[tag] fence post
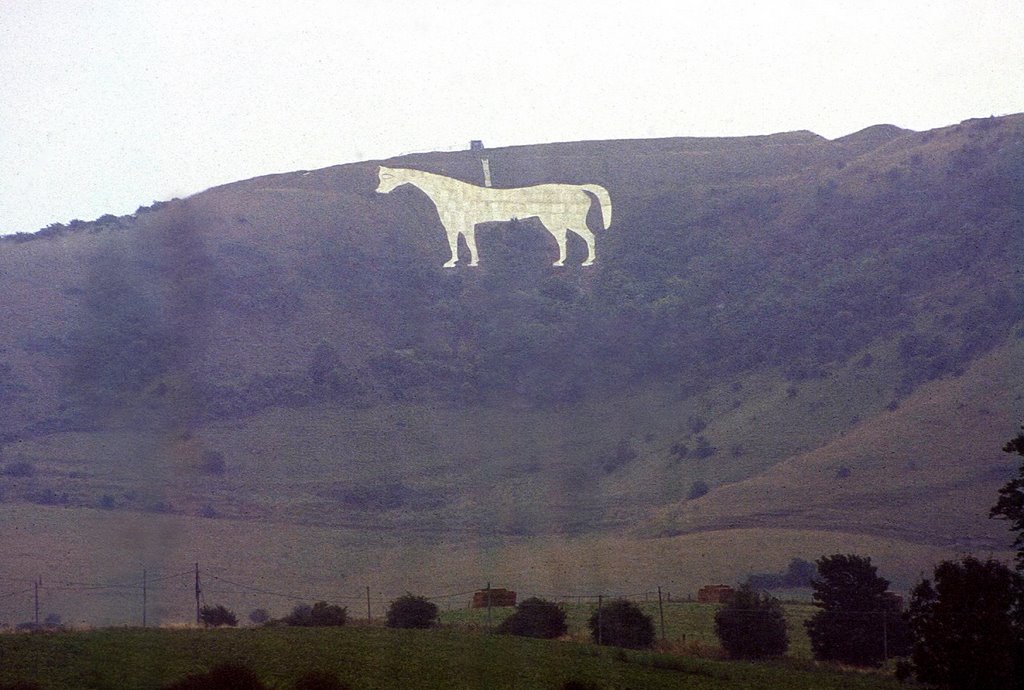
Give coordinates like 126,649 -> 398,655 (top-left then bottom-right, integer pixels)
486,582 -> 492,630
657,586 -> 666,641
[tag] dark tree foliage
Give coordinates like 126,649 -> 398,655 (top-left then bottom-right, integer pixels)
198,604 -> 238,628
992,427 -> 1024,571
587,599 -> 655,650
163,663 -> 265,690
805,554 -> 909,666
283,601 -> 347,627
714,583 -> 789,659
496,597 -> 568,639
386,593 -> 438,629
907,557 -> 1023,690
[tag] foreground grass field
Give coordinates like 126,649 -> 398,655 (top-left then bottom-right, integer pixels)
0,626 -> 906,690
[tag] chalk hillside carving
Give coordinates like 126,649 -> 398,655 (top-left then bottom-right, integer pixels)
375,165 -> 612,267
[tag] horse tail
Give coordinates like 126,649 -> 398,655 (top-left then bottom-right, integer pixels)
580,184 -> 612,229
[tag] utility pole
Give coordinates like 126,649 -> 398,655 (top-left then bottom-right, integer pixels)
486,582 -> 492,630
657,586 -> 666,641
882,610 -> 888,662
142,569 -> 147,628
34,577 -> 40,627
194,563 -> 201,626
366,586 -> 371,622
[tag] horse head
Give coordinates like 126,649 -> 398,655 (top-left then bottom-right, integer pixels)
375,166 -> 403,194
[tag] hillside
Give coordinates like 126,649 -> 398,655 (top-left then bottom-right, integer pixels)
0,115 -> 1022,624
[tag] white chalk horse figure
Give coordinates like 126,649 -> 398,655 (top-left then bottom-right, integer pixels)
375,165 -> 612,268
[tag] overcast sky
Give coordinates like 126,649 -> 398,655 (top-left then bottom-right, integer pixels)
2,0 -> 1022,235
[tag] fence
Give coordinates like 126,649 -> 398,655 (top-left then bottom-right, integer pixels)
0,565 -> 903,661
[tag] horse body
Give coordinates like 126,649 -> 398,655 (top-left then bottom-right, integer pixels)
375,166 -> 611,267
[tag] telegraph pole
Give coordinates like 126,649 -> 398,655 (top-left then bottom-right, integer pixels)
486,582 -> 492,630
657,586 -> 666,641
142,569 -> 147,628
194,563 -> 201,626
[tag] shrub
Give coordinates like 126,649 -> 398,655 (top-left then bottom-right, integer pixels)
163,663 -> 265,690
496,597 -> 567,639
283,601 -> 347,627
587,599 -> 655,649
199,604 -> 238,628
248,608 -> 270,625
714,583 -> 788,659
386,593 -> 438,629
687,480 -> 710,500
692,436 -> 717,459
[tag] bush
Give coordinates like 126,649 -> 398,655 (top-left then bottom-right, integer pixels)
163,663 -> 265,690
386,593 -> 438,629
199,604 -> 238,628
587,599 -> 655,649
248,608 -> 270,625
283,601 -> 347,627
714,583 -> 788,659
906,557 -> 1022,689
496,597 -> 567,639
687,480 -> 710,500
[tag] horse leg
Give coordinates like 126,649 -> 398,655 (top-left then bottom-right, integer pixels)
547,224 -> 568,267
463,224 -> 480,266
442,223 -> 459,268
571,225 -> 596,266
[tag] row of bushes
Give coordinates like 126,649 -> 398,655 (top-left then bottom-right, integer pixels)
200,594 -> 442,631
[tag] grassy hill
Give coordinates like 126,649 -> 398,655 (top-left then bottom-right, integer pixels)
0,114 -> 1022,627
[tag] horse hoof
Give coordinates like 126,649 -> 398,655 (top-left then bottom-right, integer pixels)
443,262 -> 457,268
552,261 -> 565,267
582,260 -> 594,266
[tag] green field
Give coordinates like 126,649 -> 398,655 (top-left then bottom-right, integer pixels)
0,625 -> 905,690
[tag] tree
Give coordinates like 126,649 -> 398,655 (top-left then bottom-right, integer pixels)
906,557 -> 1022,689
496,597 -> 567,639
198,604 -> 238,628
804,554 -> 908,666
714,583 -> 788,659
248,608 -> 269,625
283,601 -> 347,627
991,427 -> 1024,571
587,599 -> 655,649
386,593 -> 438,629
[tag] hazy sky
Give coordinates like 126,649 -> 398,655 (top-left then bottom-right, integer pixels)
2,0 -> 1023,235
